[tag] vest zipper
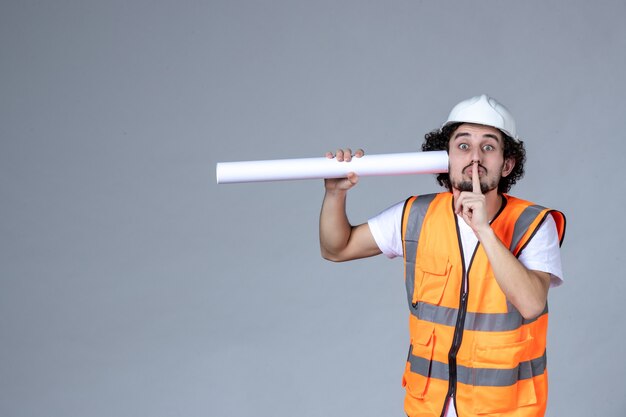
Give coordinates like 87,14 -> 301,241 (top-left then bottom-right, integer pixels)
440,214 -> 478,417
442,290 -> 469,416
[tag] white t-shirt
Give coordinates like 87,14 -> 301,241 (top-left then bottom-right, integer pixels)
368,199 -> 563,417
367,200 -> 564,286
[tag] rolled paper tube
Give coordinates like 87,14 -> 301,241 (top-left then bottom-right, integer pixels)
216,150 -> 448,184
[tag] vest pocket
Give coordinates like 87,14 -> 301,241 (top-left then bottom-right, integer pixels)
414,256 -> 452,305
471,338 -> 537,414
402,321 -> 435,399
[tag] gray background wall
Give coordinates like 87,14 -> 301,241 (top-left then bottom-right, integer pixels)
2,1 -> 624,416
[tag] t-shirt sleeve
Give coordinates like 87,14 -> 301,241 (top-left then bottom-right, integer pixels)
367,201 -> 405,259
517,213 -> 564,288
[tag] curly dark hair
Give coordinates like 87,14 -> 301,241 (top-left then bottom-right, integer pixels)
421,123 -> 526,193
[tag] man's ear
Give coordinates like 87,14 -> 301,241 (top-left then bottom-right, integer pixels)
502,158 -> 515,177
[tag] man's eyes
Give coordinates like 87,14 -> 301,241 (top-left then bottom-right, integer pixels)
458,144 -> 496,151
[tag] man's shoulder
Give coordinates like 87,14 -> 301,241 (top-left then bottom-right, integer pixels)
503,194 -> 564,217
407,191 -> 452,203
502,194 -> 566,245
402,192 -> 451,215
402,192 -> 454,226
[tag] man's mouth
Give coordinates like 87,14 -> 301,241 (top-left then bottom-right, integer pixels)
464,164 -> 486,177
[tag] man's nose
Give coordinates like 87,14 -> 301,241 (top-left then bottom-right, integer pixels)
470,148 -> 482,162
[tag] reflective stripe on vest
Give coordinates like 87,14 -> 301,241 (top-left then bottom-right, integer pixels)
403,194 -> 436,312
509,204 -> 547,252
408,349 -> 547,387
411,300 -> 547,331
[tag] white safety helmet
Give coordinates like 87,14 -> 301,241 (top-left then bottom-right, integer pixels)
443,94 -> 517,139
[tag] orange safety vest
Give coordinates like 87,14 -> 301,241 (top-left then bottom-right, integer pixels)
401,193 -> 566,417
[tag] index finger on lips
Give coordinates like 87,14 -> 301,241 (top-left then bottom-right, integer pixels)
472,161 -> 481,194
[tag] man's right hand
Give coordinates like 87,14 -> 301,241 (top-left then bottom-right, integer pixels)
324,148 -> 364,191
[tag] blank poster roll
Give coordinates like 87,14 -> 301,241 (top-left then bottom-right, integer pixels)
216,150 -> 448,184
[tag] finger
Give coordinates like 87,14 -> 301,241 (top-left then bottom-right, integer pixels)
335,149 -> 344,161
454,192 -> 465,214
463,205 -> 471,219
344,148 -> 353,162
462,210 -> 472,227
472,161 -> 481,194
346,172 -> 359,185
325,151 -> 334,159
354,148 -> 365,158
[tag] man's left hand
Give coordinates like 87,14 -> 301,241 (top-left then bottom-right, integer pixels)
455,161 -> 490,235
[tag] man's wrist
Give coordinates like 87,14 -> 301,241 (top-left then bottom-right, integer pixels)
475,224 -> 496,242
324,187 -> 348,198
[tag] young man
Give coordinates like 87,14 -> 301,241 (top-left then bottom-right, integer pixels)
319,95 -> 566,417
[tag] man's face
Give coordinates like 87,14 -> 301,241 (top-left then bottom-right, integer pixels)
447,123 -> 514,194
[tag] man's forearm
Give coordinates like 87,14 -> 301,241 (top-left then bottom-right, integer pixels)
319,189 -> 353,259
477,227 -> 550,319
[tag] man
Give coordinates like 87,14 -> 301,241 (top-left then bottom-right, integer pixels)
319,95 -> 566,417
